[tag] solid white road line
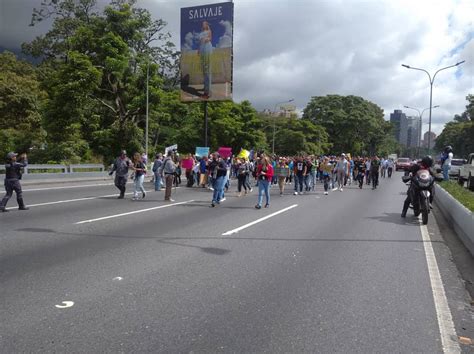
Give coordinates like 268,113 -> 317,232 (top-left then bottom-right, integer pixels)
75,200 -> 195,224
5,193 -> 133,210
420,222 -> 460,353
222,204 -> 298,236
23,182 -> 118,192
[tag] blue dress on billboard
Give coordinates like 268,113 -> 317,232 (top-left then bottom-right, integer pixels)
199,30 -> 212,97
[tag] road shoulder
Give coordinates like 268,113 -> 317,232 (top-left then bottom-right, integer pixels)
430,205 -> 474,351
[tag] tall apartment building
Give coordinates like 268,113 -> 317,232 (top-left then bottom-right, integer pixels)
390,109 -> 420,147
389,109 -> 405,143
403,116 -> 421,148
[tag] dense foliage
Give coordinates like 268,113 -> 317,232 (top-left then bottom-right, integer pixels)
302,95 -> 397,156
435,95 -> 474,159
4,0 -> 467,164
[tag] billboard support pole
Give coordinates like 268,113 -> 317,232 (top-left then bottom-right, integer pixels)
204,101 -> 208,148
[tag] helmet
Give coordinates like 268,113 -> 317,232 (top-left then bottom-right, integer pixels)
120,150 -> 127,156
421,155 -> 433,168
445,145 -> 453,153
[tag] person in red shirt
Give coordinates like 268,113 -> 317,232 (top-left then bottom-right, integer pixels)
255,155 -> 274,209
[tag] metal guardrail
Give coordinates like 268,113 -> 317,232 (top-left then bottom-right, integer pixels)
70,164 -> 104,172
0,164 -> 104,174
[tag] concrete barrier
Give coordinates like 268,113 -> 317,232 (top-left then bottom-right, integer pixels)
435,184 -> 474,256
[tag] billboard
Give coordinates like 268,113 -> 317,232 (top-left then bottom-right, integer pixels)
180,2 -> 234,102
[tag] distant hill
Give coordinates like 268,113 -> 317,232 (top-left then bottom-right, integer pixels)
0,46 -> 42,65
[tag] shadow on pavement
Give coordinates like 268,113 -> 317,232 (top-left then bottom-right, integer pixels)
366,212 -> 421,226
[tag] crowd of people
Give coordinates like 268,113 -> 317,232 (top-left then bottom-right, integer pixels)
108,150 -> 397,209
0,146 -> 456,213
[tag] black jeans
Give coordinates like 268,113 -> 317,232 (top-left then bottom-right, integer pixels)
323,175 -> 330,192
114,175 -> 128,197
371,171 -> 379,189
237,174 -> 248,192
0,179 -> 24,208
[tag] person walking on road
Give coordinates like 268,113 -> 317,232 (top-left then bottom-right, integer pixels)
294,156 -> 306,195
365,157 -> 371,185
320,157 -> 332,195
161,151 -> 177,201
211,154 -> 228,207
335,153 -> 349,192
387,158 -> 394,178
109,150 -> 132,199
380,158 -> 387,178
255,155 -> 274,209
370,156 -> 381,190
354,157 -> 366,189
132,152 -> 147,200
0,152 -> 29,212
276,158 -> 290,196
236,158 -> 250,197
152,153 -> 163,191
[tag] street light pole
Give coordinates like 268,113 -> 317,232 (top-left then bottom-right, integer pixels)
404,105 -> 439,157
401,60 -> 465,152
272,98 -> 294,154
145,62 -> 149,160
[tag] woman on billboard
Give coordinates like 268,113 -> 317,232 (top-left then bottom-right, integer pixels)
198,21 -> 212,99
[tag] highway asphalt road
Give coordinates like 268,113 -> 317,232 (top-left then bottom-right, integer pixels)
1,173 -> 473,353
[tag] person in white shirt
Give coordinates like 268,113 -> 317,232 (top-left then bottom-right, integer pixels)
335,153 -> 349,191
442,146 -> 454,181
380,158 -> 388,178
387,159 -> 394,178
365,158 -> 371,185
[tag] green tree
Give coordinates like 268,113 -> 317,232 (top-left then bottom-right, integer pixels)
42,51 -> 102,162
24,0 -> 179,162
207,100 -> 268,153
435,95 -> 474,159
0,52 -> 47,159
266,117 -> 329,156
303,95 -> 390,155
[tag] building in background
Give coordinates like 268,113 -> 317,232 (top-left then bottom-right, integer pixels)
422,131 -> 437,149
390,109 -> 405,143
390,109 -> 421,148
261,105 -> 298,118
403,116 -> 421,148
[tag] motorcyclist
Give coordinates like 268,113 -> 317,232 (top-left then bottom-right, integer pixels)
401,155 -> 434,218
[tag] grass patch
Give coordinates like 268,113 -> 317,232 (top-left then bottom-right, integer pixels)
439,181 -> 474,212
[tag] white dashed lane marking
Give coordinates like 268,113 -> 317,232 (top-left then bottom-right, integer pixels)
74,200 -> 195,224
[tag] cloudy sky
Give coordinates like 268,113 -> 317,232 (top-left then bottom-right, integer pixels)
1,0 -> 473,135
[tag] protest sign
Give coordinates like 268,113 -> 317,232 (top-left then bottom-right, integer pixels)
195,146 -> 210,157
218,147 -> 232,158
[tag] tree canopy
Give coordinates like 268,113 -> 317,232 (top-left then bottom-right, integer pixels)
435,94 -> 474,159
302,95 -> 394,156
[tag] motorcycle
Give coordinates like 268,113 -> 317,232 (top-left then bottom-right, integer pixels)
401,169 -> 436,225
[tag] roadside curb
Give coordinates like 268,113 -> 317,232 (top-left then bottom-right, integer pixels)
434,184 -> 474,256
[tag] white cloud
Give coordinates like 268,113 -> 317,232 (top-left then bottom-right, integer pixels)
216,20 -> 232,48
182,31 -> 195,52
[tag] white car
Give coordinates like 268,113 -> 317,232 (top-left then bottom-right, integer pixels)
457,153 -> 474,191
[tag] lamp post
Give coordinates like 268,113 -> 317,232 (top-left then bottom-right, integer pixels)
145,61 -> 149,160
272,98 -> 294,154
401,60 -> 465,152
403,105 -> 439,157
